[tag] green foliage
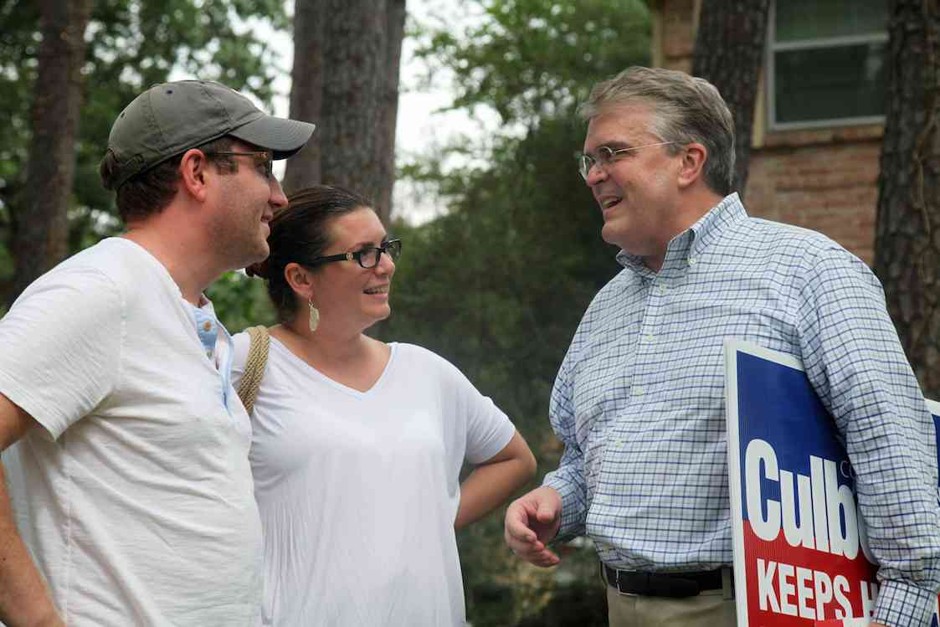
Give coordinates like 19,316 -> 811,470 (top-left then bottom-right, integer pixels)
0,0 -> 288,295
416,0 -> 650,127
387,2 -> 650,622
206,271 -> 276,334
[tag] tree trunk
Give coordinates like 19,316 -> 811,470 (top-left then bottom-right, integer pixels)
283,0 -> 324,196
286,0 -> 405,220
8,0 -> 91,306
317,0 -> 388,208
374,0 -> 406,224
874,0 -> 940,398
691,0 -> 770,196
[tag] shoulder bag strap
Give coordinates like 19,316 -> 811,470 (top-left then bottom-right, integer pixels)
236,325 -> 270,415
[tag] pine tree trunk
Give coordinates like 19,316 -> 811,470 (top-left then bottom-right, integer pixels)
318,0 -> 388,206
374,0 -> 406,224
283,0 -> 324,195
286,0 -> 405,219
8,0 -> 91,306
874,0 -> 940,398
691,0 -> 770,196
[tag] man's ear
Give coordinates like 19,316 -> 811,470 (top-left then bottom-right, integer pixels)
178,148 -> 211,202
677,143 -> 708,189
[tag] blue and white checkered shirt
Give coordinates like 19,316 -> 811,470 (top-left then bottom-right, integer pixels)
543,193 -> 940,625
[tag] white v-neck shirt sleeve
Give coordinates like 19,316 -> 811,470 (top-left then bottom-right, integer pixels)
232,336 -> 515,626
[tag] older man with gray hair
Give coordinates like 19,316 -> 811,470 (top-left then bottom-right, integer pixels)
504,66 -> 940,627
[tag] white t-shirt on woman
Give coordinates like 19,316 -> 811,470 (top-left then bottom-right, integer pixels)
231,337 -> 516,627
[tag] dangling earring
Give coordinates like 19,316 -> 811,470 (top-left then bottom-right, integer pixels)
308,299 -> 320,332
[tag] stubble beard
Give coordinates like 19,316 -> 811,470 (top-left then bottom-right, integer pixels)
211,202 -> 270,272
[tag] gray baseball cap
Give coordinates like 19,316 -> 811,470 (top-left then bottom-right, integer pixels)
104,80 -> 315,189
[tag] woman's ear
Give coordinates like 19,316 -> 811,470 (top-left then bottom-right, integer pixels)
283,262 -> 315,300
677,142 -> 708,189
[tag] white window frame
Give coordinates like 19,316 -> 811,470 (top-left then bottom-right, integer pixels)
766,0 -> 888,131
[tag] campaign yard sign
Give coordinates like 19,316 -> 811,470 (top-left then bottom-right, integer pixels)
725,340 -> 940,626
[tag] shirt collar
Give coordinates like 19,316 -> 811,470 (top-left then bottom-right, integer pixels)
616,192 -> 746,277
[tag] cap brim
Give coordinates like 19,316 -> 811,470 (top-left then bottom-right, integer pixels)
229,115 -> 316,160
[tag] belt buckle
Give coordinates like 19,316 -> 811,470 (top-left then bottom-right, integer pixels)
604,565 -> 641,597
615,570 -> 635,596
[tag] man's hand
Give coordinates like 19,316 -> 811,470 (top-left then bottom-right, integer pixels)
503,486 -> 562,567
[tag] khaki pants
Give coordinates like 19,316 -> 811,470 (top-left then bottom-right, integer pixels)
603,569 -> 737,627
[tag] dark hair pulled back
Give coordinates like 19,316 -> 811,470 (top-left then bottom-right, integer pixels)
246,184 -> 372,322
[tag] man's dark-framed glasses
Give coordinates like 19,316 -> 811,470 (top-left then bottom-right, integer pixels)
304,239 -> 402,269
203,150 -> 274,178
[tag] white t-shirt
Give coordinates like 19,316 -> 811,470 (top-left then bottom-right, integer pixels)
231,337 -> 515,627
0,238 -> 262,626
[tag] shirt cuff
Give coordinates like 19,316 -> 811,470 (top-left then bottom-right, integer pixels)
873,579 -> 937,626
542,471 -> 585,541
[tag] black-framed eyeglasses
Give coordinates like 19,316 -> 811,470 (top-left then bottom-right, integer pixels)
576,141 -> 675,180
203,150 -> 274,179
303,238 -> 402,269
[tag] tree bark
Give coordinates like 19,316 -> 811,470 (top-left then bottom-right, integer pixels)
317,0 -> 387,208
374,0 -> 406,224
691,0 -> 771,196
9,0 -> 91,306
283,0 -> 324,195
286,0 -> 405,222
874,0 -> 940,398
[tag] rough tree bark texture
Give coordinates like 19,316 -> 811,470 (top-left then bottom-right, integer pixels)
691,0 -> 770,196
286,0 -> 405,224
374,0 -> 406,224
283,0 -> 324,196
9,0 -> 91,306
875,0 -> 940,397
318,0 -> 387,213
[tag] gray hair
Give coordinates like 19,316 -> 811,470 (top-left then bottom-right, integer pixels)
579,66 -> 735,195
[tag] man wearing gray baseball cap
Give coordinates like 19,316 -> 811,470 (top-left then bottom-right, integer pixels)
0,80 -> 315,625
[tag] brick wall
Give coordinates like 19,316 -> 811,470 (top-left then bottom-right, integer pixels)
650,0 -> 881,265
747,141 -> 880,264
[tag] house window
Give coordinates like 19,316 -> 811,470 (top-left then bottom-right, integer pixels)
768,0 -> 888,129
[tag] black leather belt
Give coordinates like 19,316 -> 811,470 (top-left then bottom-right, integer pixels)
601,564 -> 728,598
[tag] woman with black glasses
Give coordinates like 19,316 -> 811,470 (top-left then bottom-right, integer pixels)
232,184 -> 536,627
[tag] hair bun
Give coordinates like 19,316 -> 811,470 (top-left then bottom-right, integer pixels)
244,258 -> 270,279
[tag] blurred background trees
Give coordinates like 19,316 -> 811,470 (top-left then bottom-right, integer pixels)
0,0 -> 287,307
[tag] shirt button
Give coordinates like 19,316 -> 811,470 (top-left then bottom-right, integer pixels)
644,333 -> 654,342
688,257 -> 697,266
634,386 -> 644,396
202,321 -> 212,332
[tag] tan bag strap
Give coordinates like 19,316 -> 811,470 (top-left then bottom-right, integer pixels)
236,325 -> 270,415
